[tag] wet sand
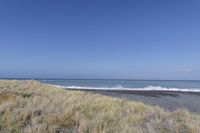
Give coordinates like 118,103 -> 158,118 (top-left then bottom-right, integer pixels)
67,89 -> 200,113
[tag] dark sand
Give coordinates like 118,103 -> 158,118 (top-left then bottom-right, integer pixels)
67,89 -> 200,113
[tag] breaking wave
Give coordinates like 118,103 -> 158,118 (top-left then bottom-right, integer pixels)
49,84 -> 200,93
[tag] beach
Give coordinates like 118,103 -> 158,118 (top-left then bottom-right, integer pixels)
0,80 -> 200,133
85,90 -> 200,112
43,79 -> 200,112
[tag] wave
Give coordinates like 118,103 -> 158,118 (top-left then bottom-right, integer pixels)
41,80 -> 55,82
48,84 -> 200,93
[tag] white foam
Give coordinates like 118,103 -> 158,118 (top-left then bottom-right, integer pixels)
48,84 -> 200,93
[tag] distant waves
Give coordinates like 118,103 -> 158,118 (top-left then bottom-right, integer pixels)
49,84 -> 200,93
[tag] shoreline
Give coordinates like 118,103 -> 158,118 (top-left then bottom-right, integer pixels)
65,89 -> 200,113
65,89 -> 200,97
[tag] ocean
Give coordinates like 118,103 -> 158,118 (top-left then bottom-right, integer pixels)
41,79 -> 200,92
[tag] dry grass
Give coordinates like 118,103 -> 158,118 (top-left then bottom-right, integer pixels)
0,80 -> 200,133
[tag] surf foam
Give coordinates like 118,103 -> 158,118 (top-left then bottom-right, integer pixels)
48,84 -> 200,93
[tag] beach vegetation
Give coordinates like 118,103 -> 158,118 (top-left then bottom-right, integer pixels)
0,80 -> 200,133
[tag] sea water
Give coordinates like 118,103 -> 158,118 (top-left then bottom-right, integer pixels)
41,79 -> 200,92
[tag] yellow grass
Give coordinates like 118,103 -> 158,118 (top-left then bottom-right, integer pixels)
0,80 -> 200,133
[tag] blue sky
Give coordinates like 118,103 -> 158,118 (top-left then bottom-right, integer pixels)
0,0 -> 200,80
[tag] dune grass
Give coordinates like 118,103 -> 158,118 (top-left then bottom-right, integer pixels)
0,80 -> 200,133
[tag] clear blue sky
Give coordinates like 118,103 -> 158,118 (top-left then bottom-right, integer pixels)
0,0 -> 200,80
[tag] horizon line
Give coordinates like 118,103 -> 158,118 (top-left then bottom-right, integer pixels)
0,77 -> 200,82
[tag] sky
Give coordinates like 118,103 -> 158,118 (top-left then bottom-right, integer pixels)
0,0 -> 200,80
